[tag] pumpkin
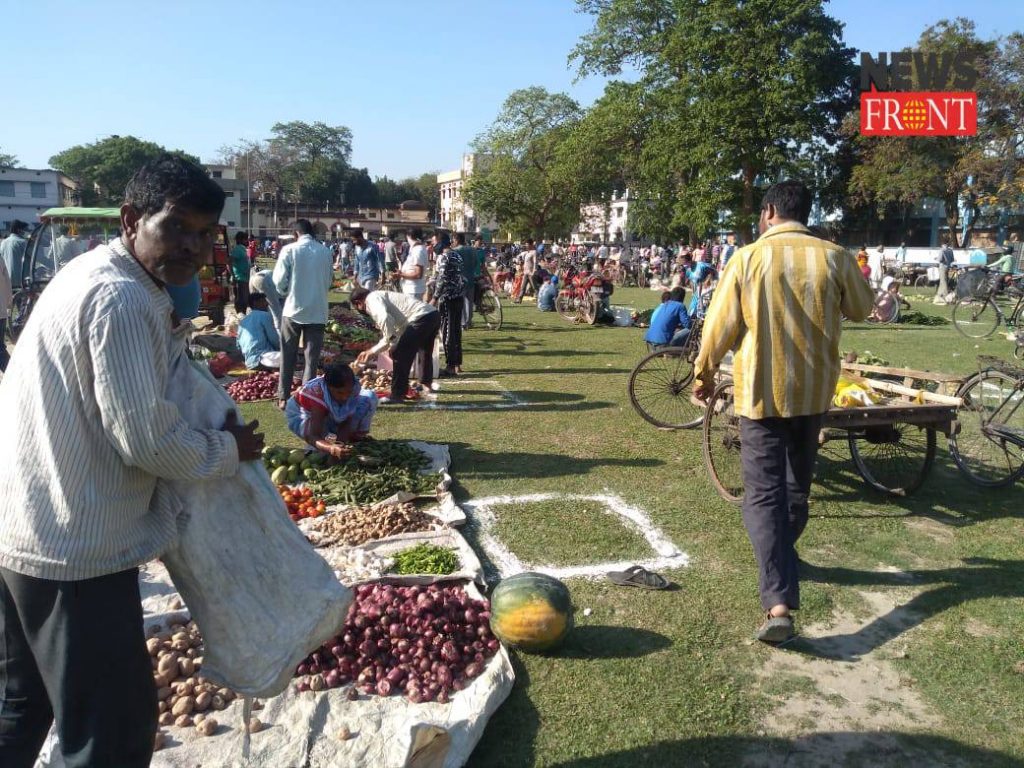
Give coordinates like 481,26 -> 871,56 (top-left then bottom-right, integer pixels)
489,572 -> 573,653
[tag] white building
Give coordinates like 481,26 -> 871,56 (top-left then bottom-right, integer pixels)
204,164 -> 245,233
0,168 -> 79,234
437,154 -> 495,234
572,189 -> 634,244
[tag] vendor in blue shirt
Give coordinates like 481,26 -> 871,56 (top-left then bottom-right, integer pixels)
644,287 -> 691,349
537,275 -> 557,311
238,292 -> 281,369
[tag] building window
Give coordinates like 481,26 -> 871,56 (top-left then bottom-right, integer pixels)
31,183 -> 46,198
212,170 -> 222,178
0,181 -> 13,197
224,191 -> 235,197
387,212 -> 395,219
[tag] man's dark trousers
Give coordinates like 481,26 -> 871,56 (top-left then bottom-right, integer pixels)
279,318 -> 325,400
390,310 -> 441,401
739,414 -> 824,612
0,567 -> 157,767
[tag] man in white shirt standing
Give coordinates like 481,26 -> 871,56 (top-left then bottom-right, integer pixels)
514,238 -> 537,303
351,286 -> 440,403
0,155 -> 264,767
397,227 -> 429,300
273,219 -> 334,408
868,245 -> 885,290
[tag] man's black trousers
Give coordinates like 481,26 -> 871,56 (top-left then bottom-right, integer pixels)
390,310 -> 441,401
0,567 -> 156,767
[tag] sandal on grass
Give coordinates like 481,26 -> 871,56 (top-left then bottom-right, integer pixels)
606,565 -> 670,590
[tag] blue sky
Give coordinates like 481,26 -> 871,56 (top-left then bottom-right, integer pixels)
6,0 -> 1020,178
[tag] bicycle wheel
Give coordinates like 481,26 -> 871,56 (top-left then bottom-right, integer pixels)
950,370 -> 1024,487
477,290 -> 503,331
952,297 -> 1000,339
627,347 -> 704,429
848,423 -> 936,496
7,289 -> 36,342
555,293 -> 576,322
914,275 -> 930,288
581,293 -> 598,325
702,380 -> 744,503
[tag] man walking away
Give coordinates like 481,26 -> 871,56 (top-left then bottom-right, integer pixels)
0,220 -> 28,290
429,233 -> 465,376
352,230 -> 381,290
351,287 -> 440,403
694,180 -> 873,644
273,219 -> 334,408
720,232 -> 737,271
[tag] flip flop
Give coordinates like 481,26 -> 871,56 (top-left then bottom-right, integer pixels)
606,565 -> 670,590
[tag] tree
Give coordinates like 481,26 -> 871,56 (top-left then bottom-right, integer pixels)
572,0 -> 856,240
0,149 -> 18,168
465,87 -> 585,238
847,19 -> 997,246
411,173 -> 441,220
49,136 -> 200,205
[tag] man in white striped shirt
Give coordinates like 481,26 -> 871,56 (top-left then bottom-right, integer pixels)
0,155 -> 264,767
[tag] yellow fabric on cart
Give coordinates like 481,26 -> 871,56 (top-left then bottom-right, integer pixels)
833,376 -> 882,408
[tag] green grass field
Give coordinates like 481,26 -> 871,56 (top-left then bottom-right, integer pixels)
241,286 -> 1024,767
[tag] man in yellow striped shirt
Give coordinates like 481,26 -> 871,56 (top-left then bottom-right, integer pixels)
694,180 -> 873,644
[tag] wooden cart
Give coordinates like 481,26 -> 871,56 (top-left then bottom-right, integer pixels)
702,368 -> 961,503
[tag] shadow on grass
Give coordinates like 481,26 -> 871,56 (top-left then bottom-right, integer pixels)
557,625 -> 672,659
794,556 -> 1024,661
809,448 -> 1020,527
486,367 -> 632,375
447,444 -> 664,479
533,733 -> 1024,768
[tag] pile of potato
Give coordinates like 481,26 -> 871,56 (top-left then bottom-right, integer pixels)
147,619 -> 237,744
305,502 -> 438,547
359,368 -> 393,391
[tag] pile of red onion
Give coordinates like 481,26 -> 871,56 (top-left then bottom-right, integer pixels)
226,372 -> 300,402
294,583 -> 499,703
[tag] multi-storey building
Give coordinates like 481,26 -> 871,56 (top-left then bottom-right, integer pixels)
0,168 -> 79,234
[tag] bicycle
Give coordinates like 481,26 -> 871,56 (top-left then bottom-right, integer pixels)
626,292 -> 713,430
949,355 -> 1024,487
951,268 -> 1024,339
472,279 -> 503,330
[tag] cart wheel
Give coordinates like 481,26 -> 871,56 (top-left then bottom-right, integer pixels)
848,422 -> 936,496
949,370 -> 1024,487
702,380 -> 744,503
627,347 -> 704,429
477,290 -> 503,331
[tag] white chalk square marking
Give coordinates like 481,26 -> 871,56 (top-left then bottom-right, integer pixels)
462,492 -> 689,579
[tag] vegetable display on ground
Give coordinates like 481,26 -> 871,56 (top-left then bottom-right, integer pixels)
277,485 -> 327,520
391,543 -> 460,575
227,372 -> 301,403
263,446 -> 329,485
304,503 -> 440,547
304,464 -> 437,506
488,572 -> 574,653
146,619 -> 238,742
293,583 -> 499,703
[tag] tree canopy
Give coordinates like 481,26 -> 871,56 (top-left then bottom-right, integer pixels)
0,149 -> 18,168
48,136 -> 200,205
570,0 -> 856,242
465,87 -> 586,239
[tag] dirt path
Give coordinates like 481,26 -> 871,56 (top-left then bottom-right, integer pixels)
743,586 -> 966,767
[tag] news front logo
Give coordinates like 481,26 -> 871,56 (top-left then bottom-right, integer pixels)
859,52 -> 978,137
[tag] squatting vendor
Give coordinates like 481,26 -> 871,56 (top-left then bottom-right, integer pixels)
284,363 -> 378,458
